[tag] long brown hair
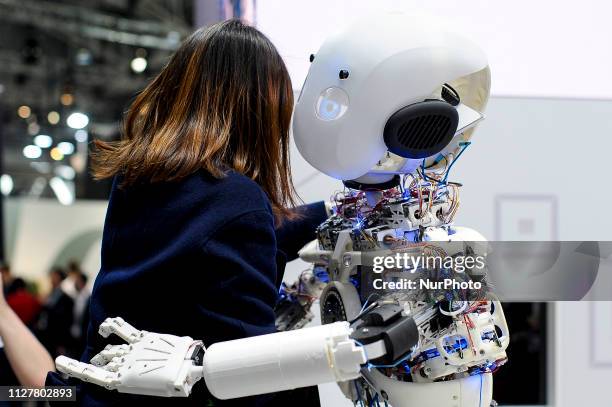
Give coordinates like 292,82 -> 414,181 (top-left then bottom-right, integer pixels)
92,20 -> 298,221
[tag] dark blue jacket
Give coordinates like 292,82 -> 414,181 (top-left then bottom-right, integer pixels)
47,170 -> 327,406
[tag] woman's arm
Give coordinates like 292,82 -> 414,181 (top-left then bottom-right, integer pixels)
275,201 -> 329,263
0,278 -> 54,387
199,209 -> 280,342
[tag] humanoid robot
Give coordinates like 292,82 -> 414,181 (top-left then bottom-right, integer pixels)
56,13 -> 509,407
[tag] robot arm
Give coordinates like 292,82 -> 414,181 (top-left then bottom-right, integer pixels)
55,309 -> 423,400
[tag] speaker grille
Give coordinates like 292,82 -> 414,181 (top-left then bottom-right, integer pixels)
384,101 -> 459,159
396,114 -> 453,151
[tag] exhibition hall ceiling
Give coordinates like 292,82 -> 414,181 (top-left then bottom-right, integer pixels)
0,0 -> 193,200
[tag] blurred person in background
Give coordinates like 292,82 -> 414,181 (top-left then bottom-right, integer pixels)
0,262 -> 15,297
36,267 -> 74,357
0,267 -> 54,388
4,278 -> 41,327
70,272 -> 90,356
62,260 -> 84,300
0,262 -> 42,327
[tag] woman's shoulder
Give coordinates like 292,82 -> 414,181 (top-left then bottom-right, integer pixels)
186,171 -> 275,245
190,170 -> 273,215
107,170 -> 273,233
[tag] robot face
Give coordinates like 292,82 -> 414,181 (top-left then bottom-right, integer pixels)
293,13 -> 491,183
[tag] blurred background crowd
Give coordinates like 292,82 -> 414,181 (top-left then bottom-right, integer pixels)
1,261 -> 89,380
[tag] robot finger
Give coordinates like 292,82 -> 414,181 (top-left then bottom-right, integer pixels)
98,317 -> 143,343
56,356 -> 121,389
91,344 -> 130,366
104,359 -> 122,372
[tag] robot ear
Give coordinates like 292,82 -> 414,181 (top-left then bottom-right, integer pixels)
383,100 -> 459,159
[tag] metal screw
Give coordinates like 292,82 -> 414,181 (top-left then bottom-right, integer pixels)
339,69 -> 349,79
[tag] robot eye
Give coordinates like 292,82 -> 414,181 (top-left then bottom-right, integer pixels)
316,87 -> 349,121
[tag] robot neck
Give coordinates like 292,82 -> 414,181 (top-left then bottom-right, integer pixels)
342,174 -> 401,192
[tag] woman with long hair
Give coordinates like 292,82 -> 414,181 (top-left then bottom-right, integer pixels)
46,19 -> 327,406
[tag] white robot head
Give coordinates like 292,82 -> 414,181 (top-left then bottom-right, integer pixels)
293,13 -> 490,187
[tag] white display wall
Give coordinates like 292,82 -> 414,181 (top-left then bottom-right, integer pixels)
257,0 -> 612,100
284,95 -> 612,406
4,198 -> 106,290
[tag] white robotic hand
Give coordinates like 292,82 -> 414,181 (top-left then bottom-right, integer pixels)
56,318 -> 366,400
56,317 -> 204,397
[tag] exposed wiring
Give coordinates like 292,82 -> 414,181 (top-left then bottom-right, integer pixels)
354,380 -> 365,407
355,340 -> 418,386
367,351 -> 413,369
464,314 -> 477,355
442,141 -> 471,184
440,300 -> 467,316
350,301 -> 379,324
359,293 -> 379,313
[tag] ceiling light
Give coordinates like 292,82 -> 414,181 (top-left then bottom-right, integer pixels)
67,112 -> 89,129
47,111 -> 60,125
34,134 -> 53,148
0,174 -> 13,196
23,144 -> 42,159
50,147 -> 64,161
74,129 -> 88,143
18,105 -> 31,119
57,142 -> 75,155
130,57 -> 147,73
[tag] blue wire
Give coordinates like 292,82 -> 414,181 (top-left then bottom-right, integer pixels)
367,351 -> 413,369
356,337 -> 413,404
359,293 -> 378,314
420,159 -> 439,184
353,341 -> 382,407
354,380 -> 364,407
442,141 -> 471,183
370,393 -> 380,407
420,141 -> 472,185
357,329 -> 415,370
